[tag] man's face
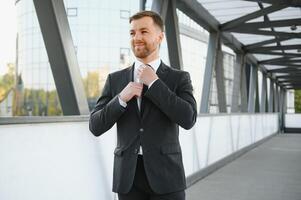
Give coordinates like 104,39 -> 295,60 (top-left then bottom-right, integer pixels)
130,16 -> 163,59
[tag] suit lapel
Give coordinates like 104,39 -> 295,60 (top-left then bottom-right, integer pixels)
141,62 -> 169,120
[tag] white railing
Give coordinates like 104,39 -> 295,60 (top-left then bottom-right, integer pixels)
285,114 -> 301,128
0,113 -> 279,200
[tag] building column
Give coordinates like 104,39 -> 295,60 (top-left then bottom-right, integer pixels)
248,64 -> 257,113
200,32 -> 220,113
33,0 -> 89,115
255,69 -> 260,113
152,0 -> 183,70
231,54 -> 244,112
240,62 -> 249,112
215,47 -> 227,112
268,79 -> 274,112
140,0 -> 146,10
260,74 -> 268,112
274,85 -> 280,112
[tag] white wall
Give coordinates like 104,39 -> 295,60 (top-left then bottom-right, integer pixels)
285,114 -> 301,128
0,113 -> 279,200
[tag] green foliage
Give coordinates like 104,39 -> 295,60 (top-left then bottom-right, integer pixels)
1,63 -> 108,116
20,88 -> 62,116
0,63 -> 15,102
295,90 -> 301,113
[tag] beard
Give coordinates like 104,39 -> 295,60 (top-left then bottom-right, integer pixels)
132,41 -> 157,59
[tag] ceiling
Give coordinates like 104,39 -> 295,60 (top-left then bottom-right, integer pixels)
196,0 -> 301,90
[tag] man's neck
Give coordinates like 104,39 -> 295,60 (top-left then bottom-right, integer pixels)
137,57 -> 159,64
137,50 -> 160,64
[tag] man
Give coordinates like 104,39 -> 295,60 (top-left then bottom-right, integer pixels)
89,10 -> 197,200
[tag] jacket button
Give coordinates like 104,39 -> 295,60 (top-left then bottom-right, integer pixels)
139,128 -> 144,132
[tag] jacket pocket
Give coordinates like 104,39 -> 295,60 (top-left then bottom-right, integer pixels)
160,143 -> 181,154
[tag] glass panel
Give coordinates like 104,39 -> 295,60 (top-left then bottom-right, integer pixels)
12,0 -> 62,116
65,0 -> 140,110
177,9 -> 209,113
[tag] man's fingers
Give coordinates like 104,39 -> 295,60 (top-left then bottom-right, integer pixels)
130,82 -> 143,88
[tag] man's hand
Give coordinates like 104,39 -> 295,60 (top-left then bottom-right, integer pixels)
137,65 -> 158,86
119,82 -> 143,102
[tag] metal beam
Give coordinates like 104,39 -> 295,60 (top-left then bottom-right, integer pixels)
200,32 -> 220,113
260,74 -> 268,112
231,54 -> 244,112
279,88 -> 285,131
176,0 -> 219,32
215,48 -> 227,112
240,60 -> 249,112
274,85 -> 279,112
255,69 -> 260,113
151,0 -> 169,21
165,0 -> 183,70
244,37 -> 291,51
243,0 -> 301,7
176,0 -> 271,78
140,0 -> 146,11
259,57 -> 298,64
257,2 -> 285,58
265,64 -> 301,67
233,18 -> 301,30
221,4 -> 287,31
260,60 -> 301,65
250,52 -> 301,57
249,44 -> 301,52
33,0 -> 89,115
265,61 -> 301,66
283,89 -> 287,114
268,68 -> 301,73
277,78 -> 301,82
268,79 -> 274,112
286,86 -> 301,89
248,64 -> 257,112
152,0 -> 183,70
276,75 -> 301,79
233,29 -> 301,38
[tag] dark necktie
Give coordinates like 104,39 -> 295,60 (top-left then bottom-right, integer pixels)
140,84 -> 148,115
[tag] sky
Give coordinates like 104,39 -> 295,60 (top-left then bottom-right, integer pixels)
0,1 -> 17,75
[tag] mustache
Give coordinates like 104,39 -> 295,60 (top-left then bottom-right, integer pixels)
133,40 -> 146,45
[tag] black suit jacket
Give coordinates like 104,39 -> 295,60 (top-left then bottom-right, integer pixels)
89,62 -> 197,194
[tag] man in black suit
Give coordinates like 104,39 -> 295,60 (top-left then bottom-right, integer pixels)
89,10 -> 197,200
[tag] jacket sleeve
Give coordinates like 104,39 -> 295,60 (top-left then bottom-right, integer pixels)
89,74 -> 126,136
144,71 -> 197,130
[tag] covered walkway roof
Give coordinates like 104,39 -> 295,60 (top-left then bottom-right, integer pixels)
179,0 -> 301,90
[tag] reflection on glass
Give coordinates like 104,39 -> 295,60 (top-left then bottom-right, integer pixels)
7,0 -> 140,116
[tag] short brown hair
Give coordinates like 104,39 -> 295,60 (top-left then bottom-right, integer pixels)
129,11 -> 164,32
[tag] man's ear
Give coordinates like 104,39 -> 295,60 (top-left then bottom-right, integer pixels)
158,32 -> 164,44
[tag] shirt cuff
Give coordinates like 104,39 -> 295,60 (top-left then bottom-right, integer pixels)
148,78 -> 159,88
118,95 -> 127,108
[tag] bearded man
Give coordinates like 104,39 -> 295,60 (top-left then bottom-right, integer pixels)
89,10 -> 197,200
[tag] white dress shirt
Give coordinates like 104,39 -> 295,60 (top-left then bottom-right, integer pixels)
118,58 -> 161,155
118,58 -> 161,108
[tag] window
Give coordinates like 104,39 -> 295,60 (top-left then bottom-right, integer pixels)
67,8 -> 78,17
120,10 -> 130,19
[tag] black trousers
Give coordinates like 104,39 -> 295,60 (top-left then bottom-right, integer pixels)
118,155 -> 185,200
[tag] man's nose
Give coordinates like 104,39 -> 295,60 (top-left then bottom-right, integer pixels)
133,32 -> 142,40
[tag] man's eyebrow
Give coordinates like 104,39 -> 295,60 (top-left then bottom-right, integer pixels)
130,27 -> 149,32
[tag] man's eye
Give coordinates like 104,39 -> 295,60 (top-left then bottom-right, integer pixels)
142,31 -> 148,34
130,32 -> 135,36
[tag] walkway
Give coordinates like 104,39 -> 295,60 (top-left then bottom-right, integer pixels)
187,134 -> 301,200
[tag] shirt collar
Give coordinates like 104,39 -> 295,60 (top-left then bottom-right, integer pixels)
134,58 -> 161,73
